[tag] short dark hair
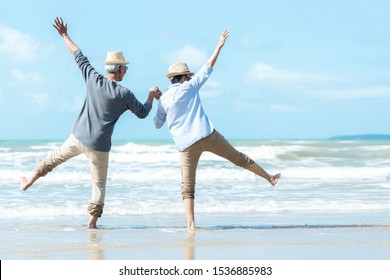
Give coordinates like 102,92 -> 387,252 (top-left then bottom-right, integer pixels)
171,75 -> 184,84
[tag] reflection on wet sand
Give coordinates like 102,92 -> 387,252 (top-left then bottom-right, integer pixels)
88,229 -> 104,260
184,231 -> 195,260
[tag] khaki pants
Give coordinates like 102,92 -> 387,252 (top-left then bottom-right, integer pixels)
180,130 -> 254,199
36,135 -> 109,217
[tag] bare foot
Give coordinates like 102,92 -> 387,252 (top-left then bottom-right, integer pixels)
88,215 -> 99,229
186,221 -> 195,231
270,173 -> 281,187
20,176 -> 31,191
186,225 -> 196,232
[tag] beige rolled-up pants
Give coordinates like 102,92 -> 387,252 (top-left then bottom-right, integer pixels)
180,130 -> 254,200
35,134 -> 109,217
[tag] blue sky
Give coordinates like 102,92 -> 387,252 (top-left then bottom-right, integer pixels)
1,0 -> 389,140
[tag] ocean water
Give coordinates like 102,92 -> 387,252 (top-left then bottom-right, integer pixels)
1,138 -> 390,260
1,138 -> 390,227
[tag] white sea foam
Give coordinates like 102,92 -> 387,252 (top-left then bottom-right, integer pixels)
1,139 -> 390,220
1,196 -> 389,219
4,164 -> 388,183
282,166 -> 390,180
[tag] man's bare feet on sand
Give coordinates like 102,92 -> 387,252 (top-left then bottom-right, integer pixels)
270,173 -> 281,186
88,215 -> 99,229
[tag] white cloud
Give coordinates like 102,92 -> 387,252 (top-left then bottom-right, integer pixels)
317,86 -> 390,99
161,45 -> 208,69
19,91 -> 84,113
200,79 -> 223,98
231,100 -> 303,115
231,99 -> 266,113
270,103 -> 305,113
10,69 -> 44,85
245,62 -> 333,84
201,89 -> 223,99
0,24 -> 45,63
205,79 -> 220,89
60,95 -> 84,112
22,91 -> 49,109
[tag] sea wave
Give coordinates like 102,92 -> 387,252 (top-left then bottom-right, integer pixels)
1,198 -> 389,219
3,164 -> 390,183
2,139 -> 389,220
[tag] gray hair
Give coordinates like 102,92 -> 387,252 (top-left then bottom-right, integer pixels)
104,64 -> 122,74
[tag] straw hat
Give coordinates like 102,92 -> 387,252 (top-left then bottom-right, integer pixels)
166,62 -> 194,79
103,51 -> 129,65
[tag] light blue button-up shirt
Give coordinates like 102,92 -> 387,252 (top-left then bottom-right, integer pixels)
154,64 -> 214,151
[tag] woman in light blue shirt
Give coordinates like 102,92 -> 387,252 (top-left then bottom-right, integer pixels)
154,30 -> 280,230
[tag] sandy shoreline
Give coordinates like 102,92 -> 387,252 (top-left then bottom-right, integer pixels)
2,213 -> 390,279
1,213 -> 390,260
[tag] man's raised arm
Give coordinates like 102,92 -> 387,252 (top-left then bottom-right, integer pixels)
53,17 -> 79,54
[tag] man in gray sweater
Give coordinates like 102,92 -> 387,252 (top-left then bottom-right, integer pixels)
20,17 -> 161,228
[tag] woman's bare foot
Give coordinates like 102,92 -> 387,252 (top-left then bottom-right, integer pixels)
20,172 -> 40,191
270,173 -> 281,186
20,176 -> 32,191
186,220 -> 196,231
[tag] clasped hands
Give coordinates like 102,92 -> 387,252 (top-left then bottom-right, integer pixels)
149,86 -> 162,100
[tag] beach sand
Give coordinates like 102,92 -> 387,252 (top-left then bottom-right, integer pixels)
1,213 -> 390,260
2,213 -> 390,280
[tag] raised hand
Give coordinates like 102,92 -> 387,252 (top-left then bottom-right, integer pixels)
53,17 -> 68,37
217,29 -> 229,49
207,29 -> 230,67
